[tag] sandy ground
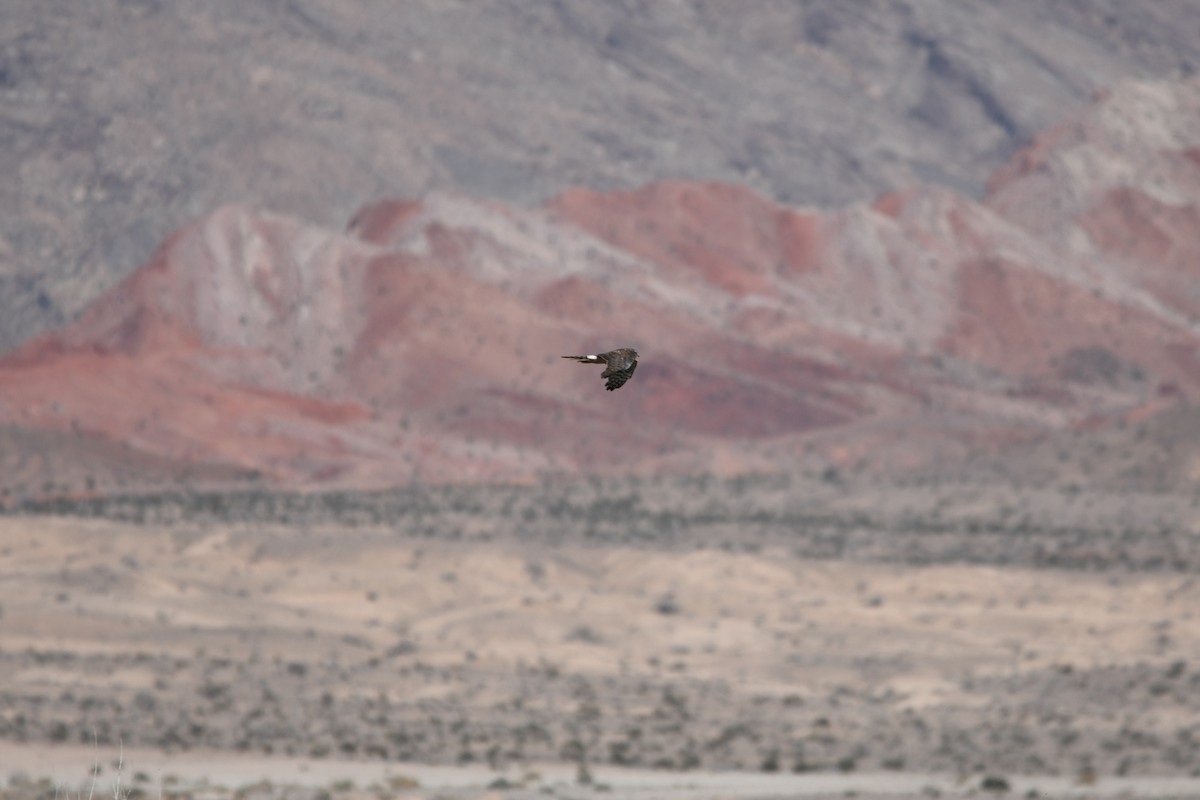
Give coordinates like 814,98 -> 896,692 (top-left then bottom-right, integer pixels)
1,483 -> 1200,798
7,741 -> 1200,800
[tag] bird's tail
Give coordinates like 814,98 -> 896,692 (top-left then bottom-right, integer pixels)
562,354 -> 602,363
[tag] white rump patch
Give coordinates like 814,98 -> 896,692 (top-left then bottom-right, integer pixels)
586,355 -> 599,360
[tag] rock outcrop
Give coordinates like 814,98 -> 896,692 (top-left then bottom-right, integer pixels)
2,80 -> 1199,496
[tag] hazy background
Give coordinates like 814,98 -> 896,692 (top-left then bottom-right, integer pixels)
3,0 -> 1199,351
2,3 -> 1200,798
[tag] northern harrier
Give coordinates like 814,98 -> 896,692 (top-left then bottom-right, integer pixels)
562,347 -> 639,391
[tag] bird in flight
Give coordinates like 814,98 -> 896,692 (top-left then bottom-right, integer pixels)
562,347 -> 639,391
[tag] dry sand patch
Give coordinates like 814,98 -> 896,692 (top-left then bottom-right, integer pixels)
1,510 -> 1199,783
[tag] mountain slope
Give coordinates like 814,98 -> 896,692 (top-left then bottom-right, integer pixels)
3,0 -> 1200,351
1,79 -> 1199,497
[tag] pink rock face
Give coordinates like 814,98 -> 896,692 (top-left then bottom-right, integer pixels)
986,79 -> 1200,318
2,80 -> 1200,495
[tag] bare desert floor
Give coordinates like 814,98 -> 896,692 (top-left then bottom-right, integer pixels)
2,477 -> 1199,799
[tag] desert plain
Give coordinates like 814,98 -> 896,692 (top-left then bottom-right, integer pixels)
3,475 -> 1200,799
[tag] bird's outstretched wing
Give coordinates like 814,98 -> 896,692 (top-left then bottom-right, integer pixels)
603,359 -> 637,391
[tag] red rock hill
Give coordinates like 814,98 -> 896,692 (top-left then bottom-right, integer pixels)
2,79 -> 1199,495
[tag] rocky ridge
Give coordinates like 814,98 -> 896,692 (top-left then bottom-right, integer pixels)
1,79 -> 1199,497
4,0 -> 1200,351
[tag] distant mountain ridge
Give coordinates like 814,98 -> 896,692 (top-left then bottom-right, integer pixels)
1,79 -> 1198,498
3,1 -> 1200,352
